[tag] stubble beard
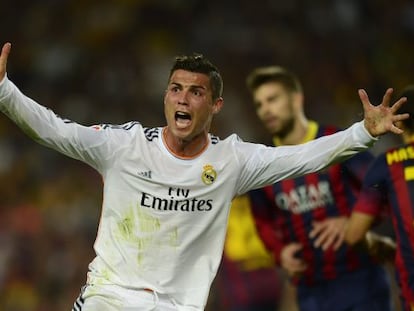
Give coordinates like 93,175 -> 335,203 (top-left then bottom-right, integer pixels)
271,117 -> 295,140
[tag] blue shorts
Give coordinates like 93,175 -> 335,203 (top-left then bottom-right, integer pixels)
297,265 -> 394,311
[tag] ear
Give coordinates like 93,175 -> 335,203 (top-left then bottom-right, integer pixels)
212,97 -> 224,114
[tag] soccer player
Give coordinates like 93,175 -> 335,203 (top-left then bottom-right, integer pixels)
345,85 -> 414,311
0,42 -> 407,311
245,66 -> 396,311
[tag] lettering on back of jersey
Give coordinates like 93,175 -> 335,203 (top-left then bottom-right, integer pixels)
404,166 -> 414,181
275,181 -> 334,214
386,146 -> 414,165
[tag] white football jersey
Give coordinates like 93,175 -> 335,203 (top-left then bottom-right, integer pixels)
0,77 -> 376,310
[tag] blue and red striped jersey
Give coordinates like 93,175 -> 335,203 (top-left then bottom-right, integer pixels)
250,121 -> 377,286
353,142 -> 414,308
213,255 -> 282,310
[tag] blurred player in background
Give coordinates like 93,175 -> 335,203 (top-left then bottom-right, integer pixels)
345,85 -> 414,311
246,65 -> 395,311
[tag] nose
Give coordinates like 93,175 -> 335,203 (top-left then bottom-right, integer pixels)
257,102 -> 272,120
177,90 -> 189,105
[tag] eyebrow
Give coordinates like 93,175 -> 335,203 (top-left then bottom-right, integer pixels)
170,82 -> 207,91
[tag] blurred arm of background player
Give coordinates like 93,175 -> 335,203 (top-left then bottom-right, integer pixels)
311,211 -> 396,263
346,212 -> 396,264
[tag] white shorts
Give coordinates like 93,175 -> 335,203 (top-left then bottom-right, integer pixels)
72,284 -> 190,311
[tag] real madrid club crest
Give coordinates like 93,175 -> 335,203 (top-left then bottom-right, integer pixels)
201,164 -> 217,185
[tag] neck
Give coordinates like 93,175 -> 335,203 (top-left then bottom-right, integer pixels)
162,127 -> 209,159
275,116 -> 309,146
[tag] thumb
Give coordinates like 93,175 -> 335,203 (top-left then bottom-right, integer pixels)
0,42 -> 12,80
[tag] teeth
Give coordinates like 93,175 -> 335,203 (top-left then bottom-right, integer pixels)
175,112 -> 191,120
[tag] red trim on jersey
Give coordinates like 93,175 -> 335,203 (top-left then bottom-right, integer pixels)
389,161 -> 414,305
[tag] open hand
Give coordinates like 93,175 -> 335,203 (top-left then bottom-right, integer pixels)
360,88 -> 408,137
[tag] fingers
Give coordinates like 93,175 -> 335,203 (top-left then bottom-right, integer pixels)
359,88 -> 394,108
381,88 -> 394,107
0,42 -> 11,63
286,261 -> 307,276
391,96 -> 407,113
314,231 -> 333,250
358,88 -> 374,115
310,221 -> 332,248
280,244 -> 307,275
390,97 -> 409,134
312,226 -> 343,250
0,42 -> 11,79
394,112 -> 410,122
358,89 -> 369,106
308,222 -> 323,239
333,231 -> 345,250
310,218 -> 347,250
390,124 -> 404,135
312,232 -> 333,249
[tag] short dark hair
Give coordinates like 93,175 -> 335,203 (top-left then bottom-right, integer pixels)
397,85 -> 414,131
169,53 -> 223,101
246,66 -> 302,94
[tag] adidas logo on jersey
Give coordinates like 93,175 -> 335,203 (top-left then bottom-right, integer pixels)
138,170 -> 152,179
